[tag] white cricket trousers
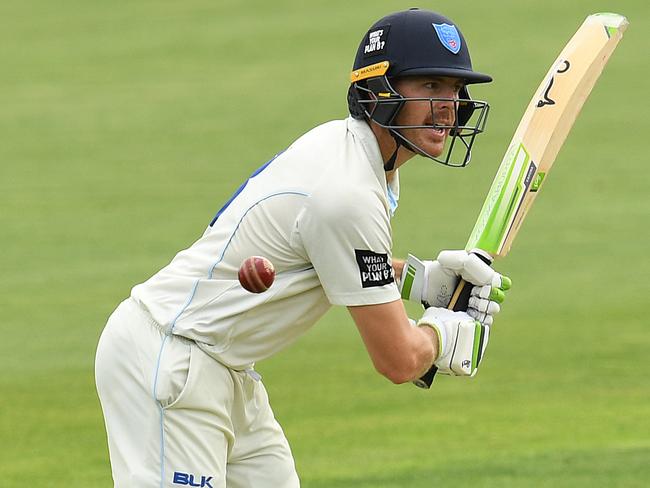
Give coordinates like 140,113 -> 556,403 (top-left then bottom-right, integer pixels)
95,298 -> 300,488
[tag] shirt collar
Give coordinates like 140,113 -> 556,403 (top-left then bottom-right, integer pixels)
346,116 -> 384,173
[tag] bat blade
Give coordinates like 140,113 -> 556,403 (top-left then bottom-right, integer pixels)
415,13 -> 629,389
466,13 -> 628,258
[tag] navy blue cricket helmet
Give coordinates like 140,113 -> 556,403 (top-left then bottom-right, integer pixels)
348,8 -> 492,167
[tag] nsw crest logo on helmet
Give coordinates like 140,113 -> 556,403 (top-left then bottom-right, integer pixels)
433,23 -> 462,54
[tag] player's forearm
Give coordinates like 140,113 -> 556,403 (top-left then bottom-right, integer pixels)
373,328 -> 438,384
349,300 -> 438,384
412,325 -> 440,379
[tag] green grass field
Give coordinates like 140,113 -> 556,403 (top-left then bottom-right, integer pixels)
1,0 -> 649,486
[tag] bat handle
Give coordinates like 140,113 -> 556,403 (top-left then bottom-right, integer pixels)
414,250 -> 493,389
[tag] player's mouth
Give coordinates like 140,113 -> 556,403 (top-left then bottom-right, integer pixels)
426,115 -> 452,135
429,122 -> 450,141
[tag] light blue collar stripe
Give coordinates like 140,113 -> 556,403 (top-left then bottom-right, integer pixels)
387,184 -> 399,216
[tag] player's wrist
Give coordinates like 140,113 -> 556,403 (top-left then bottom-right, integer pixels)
417,307 -> 454,359
416,320 -> 443,361
392,257 -> 406,289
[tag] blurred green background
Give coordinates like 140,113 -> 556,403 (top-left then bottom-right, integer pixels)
1,0 -> 648,486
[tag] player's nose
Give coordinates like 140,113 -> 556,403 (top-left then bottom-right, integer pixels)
433,103 -> 455,125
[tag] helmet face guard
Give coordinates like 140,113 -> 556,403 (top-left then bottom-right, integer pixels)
347,8 -> 493,168
350,75 -> 489,167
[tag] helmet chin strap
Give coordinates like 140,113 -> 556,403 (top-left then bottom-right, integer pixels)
383,132 -> 401,172
384,128 -> 420,171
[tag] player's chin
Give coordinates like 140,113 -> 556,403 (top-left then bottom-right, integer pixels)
421,132 -> 447,157
403,128 -> 447,158
426,144 -> 446,158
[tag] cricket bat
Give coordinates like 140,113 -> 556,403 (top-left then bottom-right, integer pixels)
415,13 -> 629,389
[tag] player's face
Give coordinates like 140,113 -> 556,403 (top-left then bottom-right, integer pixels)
392,76 -> 464,158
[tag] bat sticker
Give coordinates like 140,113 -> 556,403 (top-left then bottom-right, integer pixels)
531,172 -> 546,192
537,60 -> 571,107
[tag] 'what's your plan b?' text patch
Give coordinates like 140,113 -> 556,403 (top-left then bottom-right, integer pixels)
355,250 -> 394,288
363,25 -> 390,57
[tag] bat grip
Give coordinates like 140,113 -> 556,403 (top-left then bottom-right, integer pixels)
413,250 -> 493,389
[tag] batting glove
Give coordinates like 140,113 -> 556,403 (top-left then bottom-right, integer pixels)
399,251 -> 511,326
417,307 -> 490,377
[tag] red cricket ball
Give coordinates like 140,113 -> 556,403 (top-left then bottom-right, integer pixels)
238,256 -> 275,293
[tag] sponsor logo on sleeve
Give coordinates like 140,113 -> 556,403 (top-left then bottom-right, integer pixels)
355,249 -> 394,288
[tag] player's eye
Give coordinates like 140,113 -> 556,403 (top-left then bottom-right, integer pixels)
423,80 -> 463,97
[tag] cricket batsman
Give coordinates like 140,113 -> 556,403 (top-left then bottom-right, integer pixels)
95,8 -> 511,487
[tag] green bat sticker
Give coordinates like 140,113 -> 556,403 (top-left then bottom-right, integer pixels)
466,142 -> 535,254
531,172 -> 546,192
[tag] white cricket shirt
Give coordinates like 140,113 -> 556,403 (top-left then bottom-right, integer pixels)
131,117 -> 401,370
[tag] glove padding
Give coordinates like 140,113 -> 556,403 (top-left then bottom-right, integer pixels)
467,285 -> 503,326
417,307 -> 490,377
399,251 -> 511,326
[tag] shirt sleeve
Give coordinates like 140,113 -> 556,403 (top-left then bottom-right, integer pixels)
294,185 -> 400,306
